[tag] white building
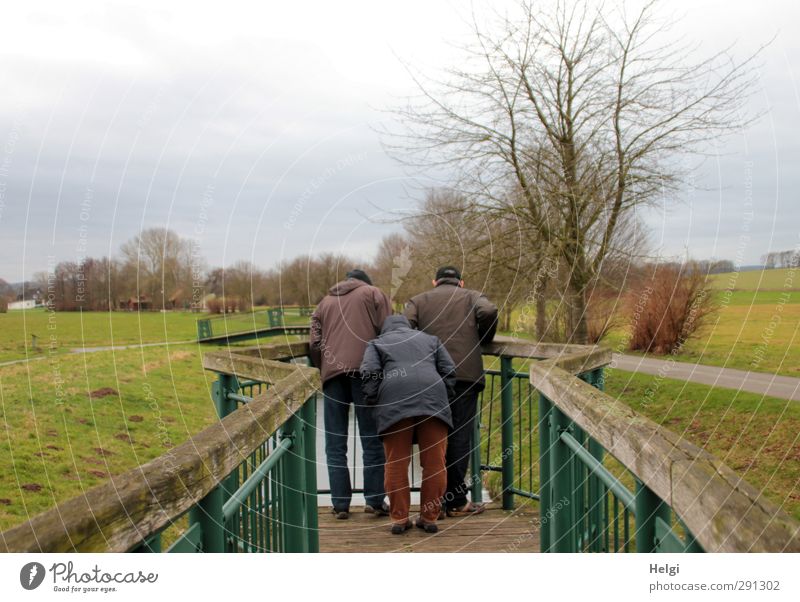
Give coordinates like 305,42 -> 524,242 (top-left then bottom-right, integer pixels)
8,299 -> 36,311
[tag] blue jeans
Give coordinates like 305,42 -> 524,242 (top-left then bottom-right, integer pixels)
323,373 -> 386,511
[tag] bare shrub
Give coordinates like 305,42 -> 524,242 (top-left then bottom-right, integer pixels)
628,263 -> 717,354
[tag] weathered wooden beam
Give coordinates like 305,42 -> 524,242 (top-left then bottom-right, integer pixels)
549,347 -> 613,375
531,360 -> 800,552
227,340 -> 311,360
482,335 -> 601,361
202,351 -> 315,385
0,366 -> 320,553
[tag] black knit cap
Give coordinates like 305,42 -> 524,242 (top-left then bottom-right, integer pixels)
435,265 -> 462,281
346,269 -> 373,285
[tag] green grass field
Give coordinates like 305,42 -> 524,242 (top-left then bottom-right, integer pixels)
604,370 -> 800,522
0,309 -> 201,363
709,267 -> 799,291
0,343 -> 217,530
0,307 -> 311,363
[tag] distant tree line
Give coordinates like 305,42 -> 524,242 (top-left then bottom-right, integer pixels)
0,228 -> 386,313
761,250 -> 800,270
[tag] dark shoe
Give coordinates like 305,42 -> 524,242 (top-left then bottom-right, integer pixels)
446,502 -> 485,518
415,518 -> 439,534
332,508 -> 349,520
391,520 -> 412,535
364,502 -> 390,517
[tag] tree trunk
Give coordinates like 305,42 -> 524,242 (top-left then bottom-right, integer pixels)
501,308 -> 512,332
569,282 -> 588,344
536,294 -> 547,341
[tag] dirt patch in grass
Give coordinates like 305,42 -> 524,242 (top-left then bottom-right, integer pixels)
90,387 -> 118,399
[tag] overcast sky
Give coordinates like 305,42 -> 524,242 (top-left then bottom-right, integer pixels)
0,0 -> 798,282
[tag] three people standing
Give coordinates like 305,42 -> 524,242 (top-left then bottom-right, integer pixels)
311,265 -> 498,532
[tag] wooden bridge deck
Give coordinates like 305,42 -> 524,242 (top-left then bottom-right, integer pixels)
318,502 -> 540,553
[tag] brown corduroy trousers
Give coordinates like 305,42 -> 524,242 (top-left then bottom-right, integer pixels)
382,416 -> 448,525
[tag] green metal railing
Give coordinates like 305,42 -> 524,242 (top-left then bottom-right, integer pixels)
472,357 -> 538,506
472,355 -> 702,553
537,369 -> 702,553
196,306 -> 314,342
132,363 -> 319,553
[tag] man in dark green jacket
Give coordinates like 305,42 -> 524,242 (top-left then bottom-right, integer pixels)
404,266 -> 498,516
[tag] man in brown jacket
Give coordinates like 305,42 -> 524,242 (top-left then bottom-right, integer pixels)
310,269 -> 391,518
404,266 -> 498,517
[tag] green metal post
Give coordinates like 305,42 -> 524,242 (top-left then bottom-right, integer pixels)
212,374 -> 238,419
280,413 -> 307,552
634,480 -> 670,552
190,486 -> 225,552
500,356 -> 515,510
131,533 -> 161,552
571,422 -> 586,550
209,374 -> 239,551
302,394 -> 319,553
538,392 -> 552,552
197,319 -> 212,340
470,414 -> 483,504
550,406 -> 574,552
588,368 -> 606,551
683,525 -> 704,553
212,374 -> 239,508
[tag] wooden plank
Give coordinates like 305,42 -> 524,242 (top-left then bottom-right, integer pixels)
483,336 -> 601,361
230,341 -> 310,360
0,367 -> 320,552
530,360 -> 800,552
318,504 -> 539,553
202,351 -> 315,385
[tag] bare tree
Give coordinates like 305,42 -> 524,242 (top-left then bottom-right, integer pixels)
370,232 -> 429,309
277,253 -> 354,305
388,0 -> 759,342
120,228 -> 194,309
